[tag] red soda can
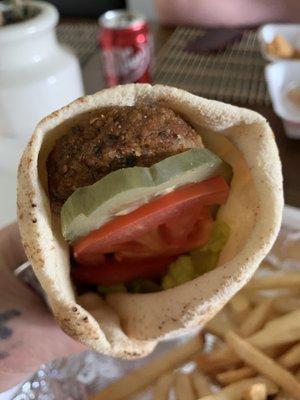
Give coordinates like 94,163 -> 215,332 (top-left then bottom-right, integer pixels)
98,10 -> 152,87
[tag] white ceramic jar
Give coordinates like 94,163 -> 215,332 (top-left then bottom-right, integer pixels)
0,0 -> 84,140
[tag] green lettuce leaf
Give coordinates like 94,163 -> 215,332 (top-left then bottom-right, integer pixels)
162,221 -> 230,290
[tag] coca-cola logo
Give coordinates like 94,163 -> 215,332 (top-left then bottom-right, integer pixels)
103,42 -> 151,83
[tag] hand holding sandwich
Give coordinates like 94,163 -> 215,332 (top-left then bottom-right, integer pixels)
0,224 -> 84,393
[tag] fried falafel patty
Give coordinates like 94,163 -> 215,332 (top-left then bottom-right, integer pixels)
47,103 -> 203,212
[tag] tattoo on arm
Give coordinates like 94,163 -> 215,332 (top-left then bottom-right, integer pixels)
0,309 -> 21,340
0,309 -> 22,359
0,350 -> 9,359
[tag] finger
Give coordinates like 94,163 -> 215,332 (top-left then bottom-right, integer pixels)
0,223 -> 26,271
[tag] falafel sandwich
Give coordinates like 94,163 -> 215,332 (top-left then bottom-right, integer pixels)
17,84 -> 283,358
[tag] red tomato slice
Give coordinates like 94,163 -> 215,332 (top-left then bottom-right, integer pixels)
160,204 -> 211,246
74,176 -> 229,266
109,204 -> 209,255
116,213 -> 213,259
72,256 -> 176,286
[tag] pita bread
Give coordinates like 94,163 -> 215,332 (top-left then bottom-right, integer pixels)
17,84 -> 283,358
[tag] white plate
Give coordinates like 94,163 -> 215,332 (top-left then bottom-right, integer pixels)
258,23 -> 300,62
265,60 -> 300,139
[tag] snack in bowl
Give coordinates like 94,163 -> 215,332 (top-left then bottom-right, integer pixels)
17,84 -> 283,358
266,34 -> 300,59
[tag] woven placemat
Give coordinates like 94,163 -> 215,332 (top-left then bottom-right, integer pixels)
154,27 -> 270,106
57,21 -> 98,66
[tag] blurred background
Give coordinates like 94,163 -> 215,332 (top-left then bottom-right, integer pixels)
1,0 -> 300,227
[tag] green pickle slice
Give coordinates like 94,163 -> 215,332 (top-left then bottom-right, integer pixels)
61,148 -> 232,243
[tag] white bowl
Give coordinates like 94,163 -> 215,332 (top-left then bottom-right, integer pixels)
265,60 -> 300,139
258,23 -> 300,62
0,1 -> 84,139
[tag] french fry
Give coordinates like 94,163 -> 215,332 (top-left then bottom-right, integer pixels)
226,331 -> 300,400
273,296 -> 300,314
90,335 -> 202,400
278,343 -> 300,368
239,299 -> 273,337
197,310 -> 299,372
197,344 -> 283,372
250,291 -> 300,304
250,309 -> 300,348
242,383 -> 267,400
205,310 -> 235,339
191,369 -> 212,396
153,373 -> 173,400
273,392 -> 295,400
229,292 -> 251,322
197,347 -> 240,371
174,372 -> 195,400
216,366 -> 256,385
265,344 -> 292,359
197,377 -> 277,400
246,272 -> 300,290
259,260 -> 278,271
197,344 -> 292,373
